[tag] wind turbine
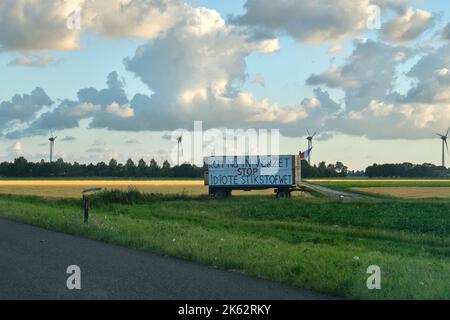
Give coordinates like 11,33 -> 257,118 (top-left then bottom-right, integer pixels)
49,131 -> 57,163
177,135 -> 183,166
306,128 -> 317,164
437,127 -> 450,169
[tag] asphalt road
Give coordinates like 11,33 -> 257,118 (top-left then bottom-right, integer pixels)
0,218 -> 332,300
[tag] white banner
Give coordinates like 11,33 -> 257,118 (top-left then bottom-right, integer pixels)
207,155 -> 296,187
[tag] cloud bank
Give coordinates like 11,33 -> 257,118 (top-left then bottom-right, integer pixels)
1,0 -> 449,143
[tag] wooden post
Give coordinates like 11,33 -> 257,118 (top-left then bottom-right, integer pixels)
82,188 -> 102,224
83,195 -> 90,224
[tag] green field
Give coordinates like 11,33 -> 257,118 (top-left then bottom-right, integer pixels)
309,179 -> 450,189
309,179 -> 450,199
1,191 -> 449,299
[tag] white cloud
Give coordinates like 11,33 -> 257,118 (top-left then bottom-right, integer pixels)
381,8 -> 434,42
5,71 -> 341,139
349,100 -> 395,119
304,39 -> 450,140
125,138 -> 140,145
7,54 -> 55,67
86,139 -> 112,154
232,0 -> 376,45
254,38 -> 280,54
301,98 -> 321,109
404,45 -> 450,104
0,0 -> 184,51
106,102 -> 134,118
0,87 -> 53,128
443,23 -> 450,41
68,103 -> 100,117
327,44 -> 344,55
338,100 -> 450,139
13,142 -> 23,155
0,0 -> 83,51
307,64 -> 357,88
252,74 -> 266,87
61,136 -> 77,142
119,6 -> 295,131
435,68 -> 449,77
83,0 -> 182,39
394,51 -> 407,62
3,0 -> 448,144
307,40 -> 414,114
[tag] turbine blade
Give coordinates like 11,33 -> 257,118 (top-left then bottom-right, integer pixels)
446,139 -> 449,155
306,128 -> 311,137
446,127 -> 450,138
312,132 -> 317,139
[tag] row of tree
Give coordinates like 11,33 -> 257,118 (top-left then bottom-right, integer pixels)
0,157 -> 203,178
365,163 -> 448,178
0,157 -> 351,178
2,157 -> 446,178
301,161 -> 349,178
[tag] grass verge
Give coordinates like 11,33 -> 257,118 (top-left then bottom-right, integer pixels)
0,191 -> 449,299
310,180 -> 450,190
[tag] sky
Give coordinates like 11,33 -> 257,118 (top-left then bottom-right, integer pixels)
1,0 -> 450,170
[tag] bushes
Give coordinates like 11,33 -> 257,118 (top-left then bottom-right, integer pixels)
93,187 -> 203,204
94,187 -> 145,204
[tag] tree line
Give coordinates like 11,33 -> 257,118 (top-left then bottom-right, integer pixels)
365,163 -> 448,178
0,157 -> 203,178
0,157 -> 352,178
301,161 -> 351,178
2,157 -> 445,178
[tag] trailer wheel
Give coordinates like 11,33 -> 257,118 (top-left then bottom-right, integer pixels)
276,189 -> 291,200
215,189 -> 229,199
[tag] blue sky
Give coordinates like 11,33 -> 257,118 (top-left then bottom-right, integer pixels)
1,0 -> 450,169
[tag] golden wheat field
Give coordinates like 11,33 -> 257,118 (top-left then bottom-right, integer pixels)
1,179 -> 449,199
352,187 -> 450,199
0,180 -> 291,198
0,180 -> 204,198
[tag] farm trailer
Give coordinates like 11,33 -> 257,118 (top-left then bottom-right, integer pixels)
204,155 -> 302,199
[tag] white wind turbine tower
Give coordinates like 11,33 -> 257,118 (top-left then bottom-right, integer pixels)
306,128 -> 317,164
437,127 -> 450,170
177,135 -> 183,166
48,130 -> 58,163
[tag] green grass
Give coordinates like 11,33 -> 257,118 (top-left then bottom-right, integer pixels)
310,180 -> 450,199
311,180 -> 450,190
0,192 -> 449,299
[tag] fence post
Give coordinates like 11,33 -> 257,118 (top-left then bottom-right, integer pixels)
82,188 -> 102,225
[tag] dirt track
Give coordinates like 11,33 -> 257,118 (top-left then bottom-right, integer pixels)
302,182 -> 372,200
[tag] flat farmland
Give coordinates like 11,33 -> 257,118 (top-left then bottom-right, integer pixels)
1,179 -> 450,199
0,180 -> 287,198
0,192 -> 449,299
307,179 -> 450,187
352,187 -> 450,199
308,179 -> 450,199
0,179 -> 449,299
